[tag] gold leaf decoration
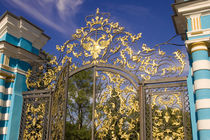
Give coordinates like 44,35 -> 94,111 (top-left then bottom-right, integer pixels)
95,71 -> 140,139
26,8 -> 186,94
150,91 -> 185,139
23,102 -> 46,140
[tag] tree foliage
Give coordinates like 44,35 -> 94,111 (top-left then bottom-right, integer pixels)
65,69 -> 93,139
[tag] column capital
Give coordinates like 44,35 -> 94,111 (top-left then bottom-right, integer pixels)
188,41 -> 208,53
0,75 -> 6,80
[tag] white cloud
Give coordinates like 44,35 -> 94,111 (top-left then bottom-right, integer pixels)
36,0 -> 54,8
5,0 -> 84,35
56,0 -> 83,20
10,0 -> 65,33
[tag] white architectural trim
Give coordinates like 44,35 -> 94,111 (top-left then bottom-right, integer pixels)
0,69 -> 15,79
0,41 -> 44,64
0,127 -> 7,134
192,60 -> 210,71
191,45 -> 208,52
0,12 -> 49,50
191,67 -> 193,76
0,75 -> 6,79
194,79 -> 210,90
0,99 -> 11,107
197,119 -> 210,130
176,0 -> 210,16
196,99 -> 210,110
185,37 -> 210,49
0,113 -> 9,120
0,64 -> 27,76
187,28 -> 210,39
0,85 -> 5,93
6,88 -> 13,95
0,86 -> 13,95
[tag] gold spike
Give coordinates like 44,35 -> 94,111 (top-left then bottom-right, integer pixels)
96,8 -> 100,14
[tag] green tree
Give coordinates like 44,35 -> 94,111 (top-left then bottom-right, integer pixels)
65,69 -> 93,139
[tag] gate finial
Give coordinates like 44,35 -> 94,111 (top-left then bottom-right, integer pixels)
96,8 -> 100,15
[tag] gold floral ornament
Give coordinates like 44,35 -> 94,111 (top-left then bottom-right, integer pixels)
26,55 -> 64,89
23,102 -> 46,140
82,34 -> 111,59
95,71 -> 140,139
26,8 -> 186,89
50,68 -> 66,139
151,91 -> 184,139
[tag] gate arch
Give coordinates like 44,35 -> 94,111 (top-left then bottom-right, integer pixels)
26,8 -> 186,90
20,8 -> 192,140
47,63 -> 141,139
68,64 -> 140,89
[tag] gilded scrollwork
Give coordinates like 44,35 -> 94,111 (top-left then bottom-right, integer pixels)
26,8 -> 186,89
19,91 -> 51,140
95,71 -> 140,139
147,87 -> 187,140
23,101 -> 46,140
50,66 -> 68,139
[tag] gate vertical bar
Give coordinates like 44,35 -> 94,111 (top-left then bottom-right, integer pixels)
48,90 -> 52,140
19,94 -> 27,139
92,66 -> 96,140
137,88 -> 141,140
62,63 -> 70,140
139,83 -> 145,140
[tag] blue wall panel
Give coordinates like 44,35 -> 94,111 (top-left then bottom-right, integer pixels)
187,18 -> 192,31
6,73 -> 27,140
201,15 -> 210,29
0,33 -> 39,55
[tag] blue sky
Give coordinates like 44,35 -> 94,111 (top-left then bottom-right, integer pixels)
0,0 -> 185,57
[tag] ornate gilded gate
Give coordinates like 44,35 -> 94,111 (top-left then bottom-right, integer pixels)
142,77 -> 192,140
19,9 -> 192,139
19,65 -> 69,140
19,89 -> 51,140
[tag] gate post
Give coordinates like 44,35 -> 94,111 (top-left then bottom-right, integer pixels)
172,1 -> 210,139
0,12 -> 50,140
189,42 -> 210,140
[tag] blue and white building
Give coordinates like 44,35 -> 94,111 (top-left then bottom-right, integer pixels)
173,0 -> 210,139
0,12 -> 49,139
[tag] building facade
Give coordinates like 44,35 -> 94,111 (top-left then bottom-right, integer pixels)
173,0 -> 210,139
0,12 -> 49,139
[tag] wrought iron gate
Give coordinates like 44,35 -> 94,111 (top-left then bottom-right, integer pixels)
19,90 -> 51,140
49,64 -> 69,139
19,65 -> 69,140
19,75 -> 192,140
19,9 -> 192,140
141,77 -> 192,140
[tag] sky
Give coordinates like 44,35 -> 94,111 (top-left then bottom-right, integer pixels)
0,0 -> 188,75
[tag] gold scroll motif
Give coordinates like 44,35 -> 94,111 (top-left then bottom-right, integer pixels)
151,90 -> 184,140
95,71 -> 140,139
23,102 -> 45,140
50,68 -> 66,139
26,8 -> 186,89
